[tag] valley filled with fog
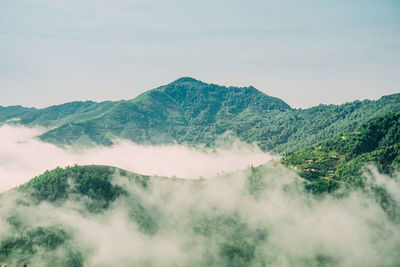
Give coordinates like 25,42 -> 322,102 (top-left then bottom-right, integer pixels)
0,124 -> 399,266
2,0 -> 400,265
0,125 -> 271,192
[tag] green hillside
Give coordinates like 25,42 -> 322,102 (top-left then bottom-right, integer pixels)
19,165 -> 133,210
0,105 -> 36,123
1,78 -> 399,154
36,77 -> 293,147
282,111 -> 400,194
19,101 -> 122,128
36,79 -> 400,154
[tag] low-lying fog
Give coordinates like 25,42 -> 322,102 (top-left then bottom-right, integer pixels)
0,124 -> 272,192
0,124 -> 399,266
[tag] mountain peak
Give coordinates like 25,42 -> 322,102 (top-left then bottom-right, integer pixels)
170,77 -> 204,85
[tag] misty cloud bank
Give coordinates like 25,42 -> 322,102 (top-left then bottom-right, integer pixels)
1,163 -> 399,266
0,124 -> 271,192
0,123 -> 399,266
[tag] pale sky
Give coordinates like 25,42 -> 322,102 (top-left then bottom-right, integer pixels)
1,0 -> 399,108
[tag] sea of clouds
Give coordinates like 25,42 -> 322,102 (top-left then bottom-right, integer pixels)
0,124 -> 399,266
0,124 -> 272,192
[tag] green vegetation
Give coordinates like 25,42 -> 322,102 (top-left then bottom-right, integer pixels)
0,105 -> 35,123
282,111 -> 400,194
0,165 -> 153,266
0,225 -> 83,267
2,78 -> 398,154
191,212 -> 268,267
18,165 -> 151,211
19,101 -> 120,128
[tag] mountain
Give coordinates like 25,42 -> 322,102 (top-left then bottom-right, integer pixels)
2,78 -> 399,154
32,77 -> 293,147
282,111 -> 400,195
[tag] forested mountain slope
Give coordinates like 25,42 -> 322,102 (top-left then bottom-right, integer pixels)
0,105 -> 36,123
19,101 -> 122,128
36,77 -> 293,147
1,78 -> 399,154
282,111 -> 400,193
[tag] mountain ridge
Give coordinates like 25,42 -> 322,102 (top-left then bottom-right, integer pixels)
1,78 -> 399,154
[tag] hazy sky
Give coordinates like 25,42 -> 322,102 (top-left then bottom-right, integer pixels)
1,0 -> 399,108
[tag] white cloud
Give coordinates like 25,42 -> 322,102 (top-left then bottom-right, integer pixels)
0,124 -> 272,191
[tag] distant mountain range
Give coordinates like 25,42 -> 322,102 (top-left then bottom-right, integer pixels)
1,77 -> 399,154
